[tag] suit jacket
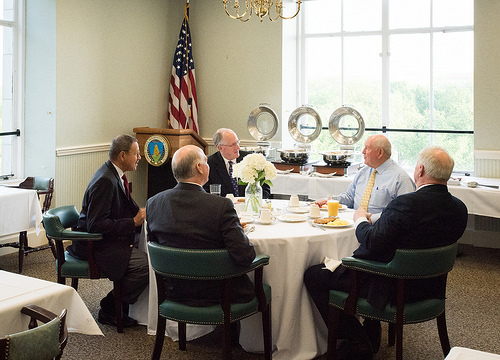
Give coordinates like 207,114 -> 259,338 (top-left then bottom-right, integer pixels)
146,182 -> 256,306
340,184 -> 468,309
204,151 -> 271,198
70,160 -> 139,281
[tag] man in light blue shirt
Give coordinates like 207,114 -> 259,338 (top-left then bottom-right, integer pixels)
338,134 -> 416,222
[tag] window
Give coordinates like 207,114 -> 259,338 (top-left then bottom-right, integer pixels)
0,0 -> 23,179
283,0 -> 473,172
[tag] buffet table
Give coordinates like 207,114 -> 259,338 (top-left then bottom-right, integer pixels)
0,186 -> 42,236
133,200 -> 359,360
445,347 -> 500,359
273,173 -> 500,219
0,270 -> 103,336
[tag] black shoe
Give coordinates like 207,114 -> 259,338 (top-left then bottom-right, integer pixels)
336,339 -> 373,360
363,319 -> 381,353
98,309 -> 138,328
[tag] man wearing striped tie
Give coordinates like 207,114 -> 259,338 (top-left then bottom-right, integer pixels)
204,128 -> 271,198
337,134 -> 415,223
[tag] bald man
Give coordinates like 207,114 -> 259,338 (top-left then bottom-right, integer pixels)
338,134 -> 415,222
145,145 -> 256,307
305,146 -> 468,359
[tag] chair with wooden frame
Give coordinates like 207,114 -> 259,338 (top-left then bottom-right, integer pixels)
42,205 -> 125,333
327,243 -> 458,360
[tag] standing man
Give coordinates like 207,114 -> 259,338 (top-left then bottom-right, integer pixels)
70,134 -> 148,328
337,134 -> 415,222
146,145 -> 256,306
304,146 -> 468,359
204,128 -> 271,198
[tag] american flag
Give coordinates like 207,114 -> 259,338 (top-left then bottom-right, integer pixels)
168,2 -> 199,133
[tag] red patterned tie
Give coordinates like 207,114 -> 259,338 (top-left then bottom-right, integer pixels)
229,161 -> 239,196
122,174 -> 130,199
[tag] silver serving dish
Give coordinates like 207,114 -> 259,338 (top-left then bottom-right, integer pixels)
320,150 -> 353,165
328,106 -> 365,145
278,149 -> 310,164
241,146 -> 269,156
288,106 -> 322,143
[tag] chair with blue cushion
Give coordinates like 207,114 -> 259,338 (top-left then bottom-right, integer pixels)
148,241 -> 272,360
42,205 -> 124,333
327,243 -> 458,360
0,304 -> 68,360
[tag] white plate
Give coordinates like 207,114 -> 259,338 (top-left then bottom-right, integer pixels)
287,206 -> 310,214
318,219 -> 354,228
239,215 -> 254,224
277,214 -> 308,223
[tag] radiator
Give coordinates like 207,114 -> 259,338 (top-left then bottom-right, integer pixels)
475,150 -> 500,178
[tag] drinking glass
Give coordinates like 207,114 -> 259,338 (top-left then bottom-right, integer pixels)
210,184 -> 221,196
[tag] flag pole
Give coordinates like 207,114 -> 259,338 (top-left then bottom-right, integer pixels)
184,0 -> 191,128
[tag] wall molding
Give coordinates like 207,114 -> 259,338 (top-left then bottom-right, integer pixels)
56,143 -> 110,157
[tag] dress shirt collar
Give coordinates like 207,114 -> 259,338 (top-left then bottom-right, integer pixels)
373,158 -> 393,175
110,161 -> 124,178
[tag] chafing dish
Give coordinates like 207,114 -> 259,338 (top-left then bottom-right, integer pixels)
277,149 -> 311,164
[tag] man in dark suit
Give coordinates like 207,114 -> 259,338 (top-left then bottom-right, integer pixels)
203,128 -> 270,198
146,144 -> 256,306
304,146 -> 468,359
70,134 -> 148,328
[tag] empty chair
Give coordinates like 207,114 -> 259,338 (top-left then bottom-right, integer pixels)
42,205 -> 125,333
148,241 -> 272,360
0,177 -> 55,273
0,304 -> 68,360
327,243 -> 458,360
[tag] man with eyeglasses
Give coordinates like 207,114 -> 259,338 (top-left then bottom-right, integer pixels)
204,128 -> 271,198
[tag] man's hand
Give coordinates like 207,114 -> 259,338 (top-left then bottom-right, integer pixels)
133,208 -> 146,227
354,207 -> 372,223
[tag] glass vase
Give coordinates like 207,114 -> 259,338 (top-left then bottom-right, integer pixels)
245,182 -> 263,215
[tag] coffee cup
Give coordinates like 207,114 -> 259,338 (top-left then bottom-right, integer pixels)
309,204 -> 321,218
226,193 -> 235,201
289,194 -> 300,207
259,208 -> 275,224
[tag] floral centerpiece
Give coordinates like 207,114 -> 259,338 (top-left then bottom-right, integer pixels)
232,153 -> 277,214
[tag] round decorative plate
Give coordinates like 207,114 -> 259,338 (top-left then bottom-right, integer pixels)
288,106 -> 322,143
247,105 -> 279,141
328,106 -> 365,145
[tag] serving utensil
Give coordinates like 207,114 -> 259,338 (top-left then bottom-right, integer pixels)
310,221 -> 326,231
467,181 -> 499,189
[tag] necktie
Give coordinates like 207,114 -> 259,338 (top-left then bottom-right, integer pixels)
122,174 -> 130,199
229,161 -> 239,196
360,170 -> 376,211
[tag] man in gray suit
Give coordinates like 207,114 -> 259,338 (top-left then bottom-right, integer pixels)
146,145 -> 256,306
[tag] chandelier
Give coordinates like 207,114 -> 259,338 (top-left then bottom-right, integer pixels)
222,0 -> 302,22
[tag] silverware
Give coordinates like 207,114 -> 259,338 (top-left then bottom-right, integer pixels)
244,225 -> 255,235
467,181 -> 499,189
310,221 -> 326,231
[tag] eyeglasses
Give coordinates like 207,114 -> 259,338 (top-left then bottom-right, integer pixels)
219,140 -> 240,148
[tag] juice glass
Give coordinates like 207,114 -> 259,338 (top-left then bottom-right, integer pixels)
327,200 -> 340,217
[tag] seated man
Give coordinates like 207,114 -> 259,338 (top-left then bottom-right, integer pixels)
203,128 -> 271,198
332,134 -> 415,222
69,134 -> 148,328
304,146 -> 468,359
146,144 -> 256,306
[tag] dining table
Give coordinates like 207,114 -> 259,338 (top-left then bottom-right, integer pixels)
131,199 -> 359,360
0,270 -> 103,336
0,185 -> 42,237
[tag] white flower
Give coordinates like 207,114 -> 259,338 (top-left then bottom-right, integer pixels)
232,153 -> 277,186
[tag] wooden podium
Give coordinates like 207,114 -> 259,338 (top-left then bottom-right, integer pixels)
133,127 -> 208,198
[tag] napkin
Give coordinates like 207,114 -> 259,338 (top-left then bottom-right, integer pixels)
322,256 -> 342,272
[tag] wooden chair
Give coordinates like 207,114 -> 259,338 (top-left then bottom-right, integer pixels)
148,241 -> 273,360
0,304 -> 68,360
0,177 -> 55,273
327,243 -> 458,360
42,205 -> 125,333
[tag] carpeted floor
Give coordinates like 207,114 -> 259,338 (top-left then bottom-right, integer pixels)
1,244 -> 499,360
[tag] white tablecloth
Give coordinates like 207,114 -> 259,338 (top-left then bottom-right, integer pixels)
0,270 -> 103,336
132,200 -> 359,359
274,173 -> 500,219
0,186 -> 43,236
445,347 -> 500,360
239,201 -> 358,360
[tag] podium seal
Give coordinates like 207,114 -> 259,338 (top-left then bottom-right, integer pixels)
144,135 -> 171,167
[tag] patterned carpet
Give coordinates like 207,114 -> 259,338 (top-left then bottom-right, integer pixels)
1,243 -> 499,360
